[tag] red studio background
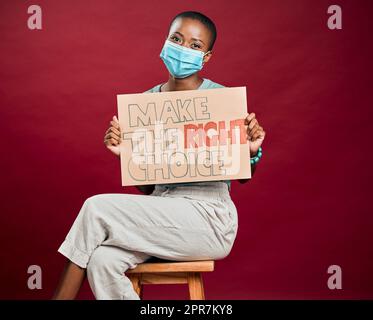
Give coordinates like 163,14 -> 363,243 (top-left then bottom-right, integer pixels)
0,0 -> 372,300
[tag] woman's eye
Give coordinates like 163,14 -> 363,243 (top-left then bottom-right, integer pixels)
170,35 -> 181,42
191,43 -> 201,49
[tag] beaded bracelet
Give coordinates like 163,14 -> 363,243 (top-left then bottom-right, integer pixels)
250,147 -> 263,165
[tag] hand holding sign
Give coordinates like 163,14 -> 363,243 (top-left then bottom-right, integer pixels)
245,112 -> 266,157
104,115 -> 122,157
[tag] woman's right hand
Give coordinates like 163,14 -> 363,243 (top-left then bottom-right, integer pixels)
104,115 -> 122,157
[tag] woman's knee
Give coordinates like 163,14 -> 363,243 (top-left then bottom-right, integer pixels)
81,194 -> 116,220
84,194 -> 112,209
83,193 -> 133,215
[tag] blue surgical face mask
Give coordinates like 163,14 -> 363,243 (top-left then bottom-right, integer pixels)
160,39 -> 209,78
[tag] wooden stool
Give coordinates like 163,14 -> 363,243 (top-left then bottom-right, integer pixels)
126,258 -> 214,300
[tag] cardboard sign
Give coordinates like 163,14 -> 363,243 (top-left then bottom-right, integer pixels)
117,86 -> 251,186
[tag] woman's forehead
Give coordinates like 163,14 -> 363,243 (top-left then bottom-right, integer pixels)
169,17 -> 210,40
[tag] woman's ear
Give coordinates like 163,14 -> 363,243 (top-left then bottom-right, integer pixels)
203,51 -> 213,65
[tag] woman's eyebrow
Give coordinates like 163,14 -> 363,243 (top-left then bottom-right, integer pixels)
172,31 -> 184,37
191,37 -> 205,44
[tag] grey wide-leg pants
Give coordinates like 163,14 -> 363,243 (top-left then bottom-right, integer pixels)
57,181 -> 238,300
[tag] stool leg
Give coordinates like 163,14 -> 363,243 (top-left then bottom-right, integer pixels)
187,272 -> 205,300
128,274 -> 143,299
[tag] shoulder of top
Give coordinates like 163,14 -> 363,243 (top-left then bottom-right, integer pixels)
204,78 -> 226,88
142,84 -> 161,93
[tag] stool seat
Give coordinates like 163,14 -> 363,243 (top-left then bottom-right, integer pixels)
127,258 -> 214,273
125,258 -> 215,300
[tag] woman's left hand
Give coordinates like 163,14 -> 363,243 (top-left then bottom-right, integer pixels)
245,112 -> 266,157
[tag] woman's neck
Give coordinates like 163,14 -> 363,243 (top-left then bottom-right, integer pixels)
161,74 -> 204,92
